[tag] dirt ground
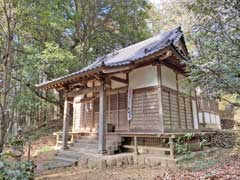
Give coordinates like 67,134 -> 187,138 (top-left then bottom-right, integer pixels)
35,148 -> 240,180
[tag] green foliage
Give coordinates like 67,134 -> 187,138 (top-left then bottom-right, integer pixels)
175,133 -> 194,155
37,42 -> 80,78
200,138 -> 207,148
0,156 -> 35,180
148,0 -> 240,107
8,137 -> 24,150
178,152 -> 219,171
27,125 -> 60,141
38,146 -> 53,153
185,0 -> 240,106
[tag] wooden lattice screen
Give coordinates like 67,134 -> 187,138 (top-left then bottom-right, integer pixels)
91,92 -> 128,131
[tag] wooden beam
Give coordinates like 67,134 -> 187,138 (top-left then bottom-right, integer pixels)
80,97 -> 95,103
108,87 -> 127,95
158,50 -> 172,60
110,76 -> 128,84
102,66 -> 131,74
68,86 -> 101,97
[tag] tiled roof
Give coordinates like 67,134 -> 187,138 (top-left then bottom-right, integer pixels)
37,27 -> 184,89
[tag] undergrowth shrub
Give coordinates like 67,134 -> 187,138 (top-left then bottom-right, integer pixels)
0,134 -> 35,179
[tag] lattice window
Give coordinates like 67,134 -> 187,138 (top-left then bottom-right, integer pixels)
118,93 -> 127,109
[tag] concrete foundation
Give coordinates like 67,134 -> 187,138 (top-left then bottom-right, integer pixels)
76,153 -> 178,169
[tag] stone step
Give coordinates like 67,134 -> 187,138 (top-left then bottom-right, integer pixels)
69,146 -> 99,154
57,150 -> 81,160
74,142 -> 98,149
54,156 -> 78,165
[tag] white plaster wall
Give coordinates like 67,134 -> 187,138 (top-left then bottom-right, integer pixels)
129,65 -> 158,89
210,113 -> 216,124
161,65 -> 177,90
86,93 -> 93,97
87,81 -> 93,87
192,100 -> 199,129
111,73 -> 127,89
74,95 -> 83,101
216,115 -> 221,125
198,112 -> 203,123
204,112 -> 210,124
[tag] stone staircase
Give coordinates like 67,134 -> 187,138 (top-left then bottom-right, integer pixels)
51,133 -> 123,169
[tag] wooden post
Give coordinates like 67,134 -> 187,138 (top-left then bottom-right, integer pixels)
27,141 -> 31,162
134,136 -> 138,155
62,94 -> 70,149
98,82 -> 107,154
169,135 -> 175,159
176,73 -> 181,129
56,134 -> 59,147
117,93 -> 119,130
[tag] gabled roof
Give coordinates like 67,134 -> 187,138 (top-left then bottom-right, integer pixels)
37,27 -> 186,90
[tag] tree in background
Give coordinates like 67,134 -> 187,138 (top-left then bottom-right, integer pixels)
0,0 -> 151,149
0,0 -> 24,152
149,0 -> 240,107
185,0 -> 240,107
15,0 -> 151,120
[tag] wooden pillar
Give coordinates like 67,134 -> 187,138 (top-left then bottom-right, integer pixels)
176,73 -> 181,129
169,135 -> 175,159
157,65 -> 164,132
62,94 -> 71,149
98,82 -> 107,154
134,136 -> 139,155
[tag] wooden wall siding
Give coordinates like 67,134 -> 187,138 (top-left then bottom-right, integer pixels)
162,88 -> 194,130
162,91 -> 171,129
118,109 -> 128,130
170,93 -> 179,129
130,87 -> 161,132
